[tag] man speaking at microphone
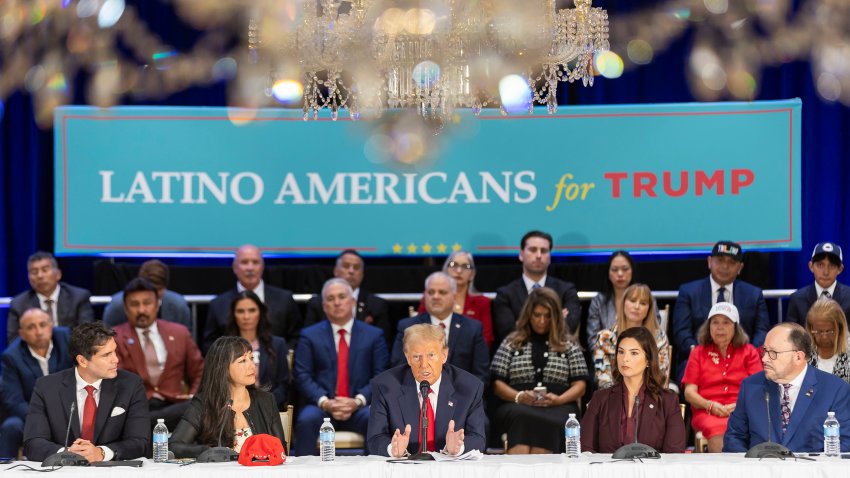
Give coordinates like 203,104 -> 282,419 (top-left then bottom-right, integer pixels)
23,322 -> 149,462
367,324 -> 486,457
724,322 -> 850,452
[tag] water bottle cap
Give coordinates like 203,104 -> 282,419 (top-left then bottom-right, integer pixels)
828,411 -> 836,416
324,417 -> 331,422
568,413 -> 576,418
157,418 -> 165,423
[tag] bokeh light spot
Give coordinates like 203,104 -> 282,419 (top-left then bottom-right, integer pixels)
212,57 -> 238,81
271,79 -> 304,104
412,61 -> 440,87
594,50 -> 624,79
627,39 -> 654,65
499,74 -> 532,114
97,0 -> 125,28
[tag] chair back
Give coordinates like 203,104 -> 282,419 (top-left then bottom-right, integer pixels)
279,405 -> 294,455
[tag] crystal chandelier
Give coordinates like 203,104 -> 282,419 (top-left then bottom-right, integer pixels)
257,0 -> 609,120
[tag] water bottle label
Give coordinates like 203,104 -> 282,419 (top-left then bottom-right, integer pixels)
320,431 -> 335,442
565,428 -> 580,438
153,434 -> 168,443
824,426 -> 840,437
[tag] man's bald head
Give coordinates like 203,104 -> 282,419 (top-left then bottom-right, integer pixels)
19,308 -> 54,351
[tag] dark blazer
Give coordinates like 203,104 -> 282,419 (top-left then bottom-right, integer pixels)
390,313 -> 489,385
203,285 -> 303,352
367,364 -> 487,455
169,388 -> 286,458
724,367 -> 850,452
304,290 -> 391,344
23,368 -> 150,461
786,282 -> 850,326
672,277 -> 769,380
492,277 -> 581,347
580,382 -> 686,453
257,335 -> 290,409
1,327 -> 74,420
6,283 -> 94,344
294,320 -> 388,404
113,320 -> 204,402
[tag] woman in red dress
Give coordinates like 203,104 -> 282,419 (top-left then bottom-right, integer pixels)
683,302 -> 762,452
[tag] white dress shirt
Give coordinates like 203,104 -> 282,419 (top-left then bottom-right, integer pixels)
237,280 -> 265,303
710,276 -> 734,305
815,281 -> 837,298
70,368 -> 115,461
27,341 -> 54,377
430,314 -> 452,342
522,274 -> 547,294
136,321 -> 167,367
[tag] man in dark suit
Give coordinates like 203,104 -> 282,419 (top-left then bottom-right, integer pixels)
391,272 -> 489,385
492,230 -> 581,347
112,278 -> 204,430
293,278 -> 389,456
23,322 -> 149,462
367,323 -> 486,457
672,240 -> 770,382
786,242 -> 850,325
6,251 -> 94,344
0,309 -> 74,457
724,323 -> 850,452
203,244 -> 303,352
304,249 -> 391,342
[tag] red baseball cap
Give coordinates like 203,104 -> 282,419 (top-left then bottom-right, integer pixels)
238,434 -> 286,466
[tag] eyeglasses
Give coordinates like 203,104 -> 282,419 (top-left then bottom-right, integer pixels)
761,348 -> 800,360
447,261 -> 473,271
810,329 -> 836,337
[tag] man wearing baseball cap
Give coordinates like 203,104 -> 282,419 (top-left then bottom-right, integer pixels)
786,242 -> 850,325
672,240 -> 770,384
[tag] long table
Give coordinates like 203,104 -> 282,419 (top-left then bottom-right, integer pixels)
3,453 -> 844,478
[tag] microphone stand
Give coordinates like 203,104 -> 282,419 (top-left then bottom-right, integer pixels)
746,391 -> 792,458
612,395 -> 660,460
197,399 -> 240,463
408,381 -> 434,461
42,402 -> 89,467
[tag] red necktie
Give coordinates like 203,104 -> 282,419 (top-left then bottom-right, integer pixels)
438,323 -> 446,329
336,329 -> 349,398
81,385 -> 96,441
418,390 -> 435,451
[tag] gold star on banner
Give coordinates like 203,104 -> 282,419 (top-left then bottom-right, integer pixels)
392,243 -> 402,254
407,243 -> 418,253
452,243 -> 462,252
422,243 -> 433,253
437,243 -> 447,253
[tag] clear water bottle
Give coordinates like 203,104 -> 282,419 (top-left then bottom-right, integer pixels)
152,418 -> 169,463
320,417 -> 336,461
824,411 -> 840,457
565,413 -> 581,458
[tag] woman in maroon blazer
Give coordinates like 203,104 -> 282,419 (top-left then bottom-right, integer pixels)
581,327 -> 686,453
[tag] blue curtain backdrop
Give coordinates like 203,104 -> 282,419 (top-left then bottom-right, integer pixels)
1,0 -> 849,297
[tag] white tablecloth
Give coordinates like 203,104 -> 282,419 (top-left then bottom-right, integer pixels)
4,453 -> 846,478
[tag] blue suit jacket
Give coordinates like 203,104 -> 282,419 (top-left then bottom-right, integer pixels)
391,313 -> 489,385
786,282 -> 850,326
672,277 -> 769,379
724,367 -> 850,452
1,327 -> 74,419
258,335 -> 290,409
294,320 -> 388,404
366,363 -> 487,455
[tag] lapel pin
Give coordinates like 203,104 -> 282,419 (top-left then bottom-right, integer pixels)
455,323 -> 460,329
649,404 -> 654,409
448,401 -> 454,407
805,389 -> 813,397
169,335 -> 175,341
128,338 -> 135,345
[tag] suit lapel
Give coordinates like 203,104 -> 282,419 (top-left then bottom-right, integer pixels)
124,328 -> 149,381
94,377 -> 117,444
447,315 -> 461,361
57,285 -> 71,324
637,392 -> 661,445
806,285 -> 819,306
159,322 -> 179,372
434,368 -> 455,448
783,368 -> 818,445
320,322 -> 338,393
19,343 -> 45,381
60,370 -> 81,440
398,371 -> 421,449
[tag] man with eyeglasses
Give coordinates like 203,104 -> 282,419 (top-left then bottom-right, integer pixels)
724,323 -> 850,452
786,242 -> 850,325
367,324 -> 486,457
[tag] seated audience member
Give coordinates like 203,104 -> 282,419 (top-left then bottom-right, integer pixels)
417,250 -> 494,349
113,278 -> 204,430
586,251 -> 659,350
204,244 -> 302,352
304,249 -> 391,343
103,259 -> 192,333
393,272 -> 489,385
682,302 -> 762,452
490,287 -> 588,454
170,337 -> 286,458
294,278 -> 388,456
0,309 -> 74,457
225,291 -> 289,409
6,251 -> 94,344
787,242 -> 850,325
593,284 -> 670,389
493,230 -> 581,347
725,323 -> 850,452
672,240 -> 770,383
23,322 -> 149,462
806,298 -> 850,383
581,327 -> 687,453
367,324 -> 487,457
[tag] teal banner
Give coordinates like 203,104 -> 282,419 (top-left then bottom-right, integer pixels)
55,100 -> 801,256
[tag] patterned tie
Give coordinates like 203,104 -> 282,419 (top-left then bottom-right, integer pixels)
336,329 -> 349,398
532,283 -> 542,290
780,383 -> 792,435
822,290 -> 832,299
81,385 -> 97,441
44,299 -> 55,325
717,287 -> 726,303
142,330 -> 162,386
418,390 -> 435,452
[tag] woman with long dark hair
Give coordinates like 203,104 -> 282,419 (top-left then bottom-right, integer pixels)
225,290 -> 289,409
581,327 -> 686,453
170,336 -> 286,458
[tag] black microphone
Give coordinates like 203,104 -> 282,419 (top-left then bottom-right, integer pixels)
612,394 -> 660,460
633,396 -> 641,444
408,381 -> 434,461
41,401 -> 89,467
745,389 -> 792,458
197,399 -> 240,463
